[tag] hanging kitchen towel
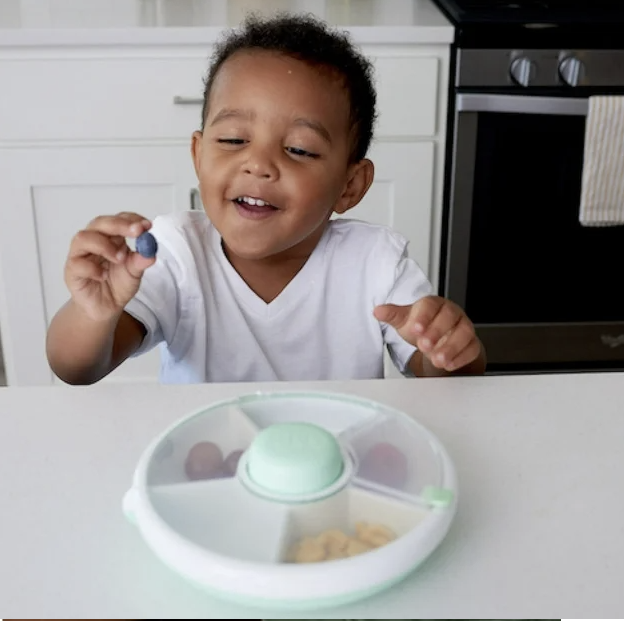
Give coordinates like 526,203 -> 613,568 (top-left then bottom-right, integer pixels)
579,95 -> 624,226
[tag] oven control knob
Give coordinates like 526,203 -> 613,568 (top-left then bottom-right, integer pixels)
559,56 -> 585,87
509,57 -> 536,87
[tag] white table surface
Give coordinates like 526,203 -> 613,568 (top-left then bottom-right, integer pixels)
1,372 -> 623,618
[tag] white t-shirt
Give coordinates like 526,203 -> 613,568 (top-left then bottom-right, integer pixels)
125,211 -> 433,384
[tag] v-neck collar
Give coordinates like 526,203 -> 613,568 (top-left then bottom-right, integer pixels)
210,224 -> 331,320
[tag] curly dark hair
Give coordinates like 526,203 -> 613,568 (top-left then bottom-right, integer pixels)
201,12 -> 377,162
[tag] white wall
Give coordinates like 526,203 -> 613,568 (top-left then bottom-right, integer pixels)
1,0 -> 419,28
15,0 -> 140,28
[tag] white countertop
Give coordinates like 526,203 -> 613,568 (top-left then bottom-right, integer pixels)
1,372 -> 624,618
0,0 -> 454,47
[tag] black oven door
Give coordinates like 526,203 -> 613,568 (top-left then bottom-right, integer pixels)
445,93 -> 624,371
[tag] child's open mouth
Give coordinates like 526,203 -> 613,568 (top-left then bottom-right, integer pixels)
233,196 -> 278,220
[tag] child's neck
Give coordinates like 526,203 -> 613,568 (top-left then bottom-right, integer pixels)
229,254 -> 307,303
222,226 -> 327,304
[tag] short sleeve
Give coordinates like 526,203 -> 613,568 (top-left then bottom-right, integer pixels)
381,241 -> 434,375
124,226 -> 180,357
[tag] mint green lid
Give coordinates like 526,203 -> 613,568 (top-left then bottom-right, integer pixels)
246,422 -> 343,495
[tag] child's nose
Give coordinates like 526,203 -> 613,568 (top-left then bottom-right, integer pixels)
242,147 -> 279,180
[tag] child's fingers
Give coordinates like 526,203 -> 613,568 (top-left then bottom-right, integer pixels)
115,211 -> 153,233
443,336 -> 481,372
86,213 -> 151,238
69,230 -> 127,264
428,317 -> 475,368
110,234 -> 128,248
415,299 -> 462,352
373,303 -> 412,330
410,296 -> 445,337
123,251 -> 156,279
66,257 -> 108,282
376,296 -> 445,333
115,211 -> 151,222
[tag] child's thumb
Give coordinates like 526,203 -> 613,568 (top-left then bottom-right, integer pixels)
125,252 -> 156,279
373,303 -> 411,329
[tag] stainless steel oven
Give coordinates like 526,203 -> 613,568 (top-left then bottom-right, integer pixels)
444,49 -> 624,372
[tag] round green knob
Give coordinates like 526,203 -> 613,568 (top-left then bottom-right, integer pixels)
246,422 -> 343,496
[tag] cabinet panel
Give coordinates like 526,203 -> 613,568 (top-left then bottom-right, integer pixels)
334,140 -> 434,276
0,57 -> 208,142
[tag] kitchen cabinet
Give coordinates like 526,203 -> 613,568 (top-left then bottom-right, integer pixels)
0,39 -> 450,385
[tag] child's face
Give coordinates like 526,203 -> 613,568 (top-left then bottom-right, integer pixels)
191,50 -> 373,261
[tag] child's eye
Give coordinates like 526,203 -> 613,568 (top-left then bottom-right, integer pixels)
286,146 -> 319,159
217,138 -> 246,145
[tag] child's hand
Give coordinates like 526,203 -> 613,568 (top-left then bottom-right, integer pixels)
374,296 -> 482,373
64,212 -> 155,322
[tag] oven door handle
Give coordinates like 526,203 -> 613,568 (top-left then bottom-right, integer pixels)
457,93 -> 588,116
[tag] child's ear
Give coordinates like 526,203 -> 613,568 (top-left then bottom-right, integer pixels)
334,159 -> 375,215
191,130 -> 203,179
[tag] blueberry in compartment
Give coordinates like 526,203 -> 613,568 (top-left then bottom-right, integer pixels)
136,231 -> 158,258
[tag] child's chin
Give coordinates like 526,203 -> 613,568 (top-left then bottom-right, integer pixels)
222,237 -> 281,261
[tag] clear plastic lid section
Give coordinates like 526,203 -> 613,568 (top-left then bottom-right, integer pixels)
145,392 -> 379,487
340,411 -> 445,502
146,403 -> 259,486
143,400 -> 291,563
235,391 -> 379,435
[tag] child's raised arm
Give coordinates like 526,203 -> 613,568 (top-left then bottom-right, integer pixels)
46,212 -> 155,384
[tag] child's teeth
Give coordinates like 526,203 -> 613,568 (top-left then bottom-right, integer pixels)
241,196 -> 269,207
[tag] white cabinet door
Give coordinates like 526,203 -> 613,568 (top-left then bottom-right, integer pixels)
0,145 -> 198,386
333,140 -> 434,277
